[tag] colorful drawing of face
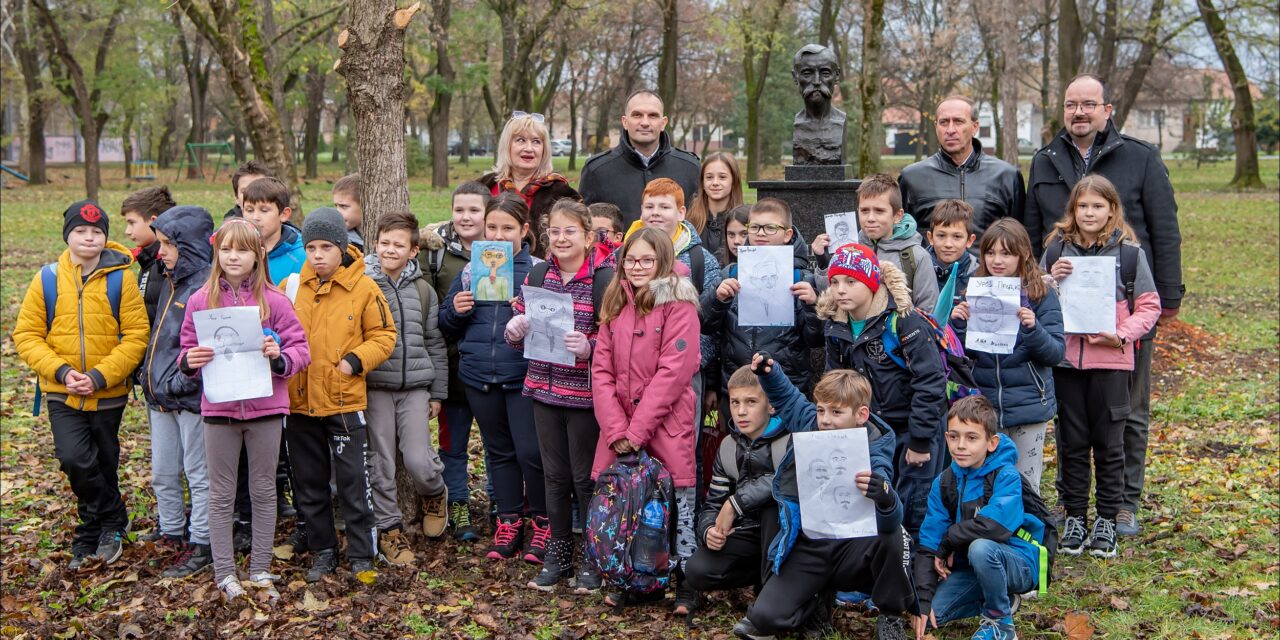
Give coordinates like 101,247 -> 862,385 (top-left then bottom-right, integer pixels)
481,248 -> 509,271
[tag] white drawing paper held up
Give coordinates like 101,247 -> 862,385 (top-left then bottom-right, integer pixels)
964,276 -> 1022,354
1059,256 -> 1117,334
824,212 -> 858,250
521,285 -> 576,366
193,306 -> 273,404
793,429 -> 877,539
737,245 -> 795,327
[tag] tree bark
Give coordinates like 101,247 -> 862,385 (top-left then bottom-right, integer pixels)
122,111 -> 135,179
1053,0 -> 1084,137
1111,0 -> 1166,130
178,0 -> 301,206
14,1 -> 47,185
332,100 -> 346,164
1038,0 -> 1051,144
998,0 -> 1020,166
303,65 -> 327,179
33,0 -> 123,202
739,0 -> 787,181
427,0 -> 454,189
1196,0 -> 1262,189
338,0 -> 418,226
656,0 -> 678,114
857,0 -> 886,176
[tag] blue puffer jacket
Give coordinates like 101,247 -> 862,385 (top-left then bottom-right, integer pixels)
917,436 -> 1046,595
756,363 -> 901,575
141,205 -> 214,413
953,287 -> 1064,429
439,244 -> 536,390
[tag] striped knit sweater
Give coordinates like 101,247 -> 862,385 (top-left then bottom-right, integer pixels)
508,250 -> 613,408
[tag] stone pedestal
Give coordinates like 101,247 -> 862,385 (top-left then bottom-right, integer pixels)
750,167 -> 861,243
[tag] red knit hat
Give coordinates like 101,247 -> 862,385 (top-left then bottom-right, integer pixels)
827,243 -> 881,294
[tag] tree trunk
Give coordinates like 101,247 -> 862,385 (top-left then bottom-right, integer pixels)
332,100 -> 346,164
739,0 -> 786,181
459,90 -> 472,164
1112,0 -> 1166,130
817,0 -> 840,46
178,0 -> 301,206
339,0 -> 419,226
427,0 -> 454,189
857,0 -> 886,176
1097,0 -> 1117,83
998,0 -> 1020,166
1053,0 -> 1084,136
656,0 -> 678,114
1196,0 -> 1262,189
15,10 -> 48,185
303,65 -> 327,179
123,111 -> 135,179
1039,0 -> 1051,144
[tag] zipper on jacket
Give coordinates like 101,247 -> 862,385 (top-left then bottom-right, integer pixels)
958,475 -> 968,522
146,273 -> 178,408
393,284 -> 407,391
1029,364 -> 1048,405
231,284 -> 248,421
76,271 -> 88,409
996,356 -> 1004,431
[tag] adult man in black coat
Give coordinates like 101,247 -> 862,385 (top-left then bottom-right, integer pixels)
1023,73 -> 1184,538
578,90 -> 700,226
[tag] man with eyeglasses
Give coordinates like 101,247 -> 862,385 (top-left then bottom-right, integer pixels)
898,95 -> 1025,240
578,90 -> 700,227
1023,73 -> 1183,540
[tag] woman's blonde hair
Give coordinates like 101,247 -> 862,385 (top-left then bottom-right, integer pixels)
976,218 -> 1049,303
1046,174 -> 1137,249
598,227 -> 676,325
493,114 -> 553,181
204,219 -> 275,321
686,152 -> 744,233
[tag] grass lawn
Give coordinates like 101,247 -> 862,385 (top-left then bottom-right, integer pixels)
0,157 -> 1276,639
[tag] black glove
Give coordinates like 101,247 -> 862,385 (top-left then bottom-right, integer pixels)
863,472 -> 897,510
751,351 -> 773,375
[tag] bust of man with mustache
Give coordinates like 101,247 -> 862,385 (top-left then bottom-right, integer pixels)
791,44 -> 846,165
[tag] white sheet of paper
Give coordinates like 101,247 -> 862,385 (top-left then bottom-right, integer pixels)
793,429 -> 877,539
193,306 -> 273,403
521,285 -> 576,366
824,212 -> 859,250
1059,256 -> 1117,334
283,273 -> 300,304
737,245 -> 794,327
964,276 -> 1022,354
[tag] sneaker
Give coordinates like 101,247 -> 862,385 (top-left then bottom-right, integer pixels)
350,558 -> 378,585
487,514 -> 523,560
422,489 -> 449,539
524,515 -> 551,564
68,546 -> 94,571
732,617 -> 777,640
275,526 -> 308,560
278,492 -> 297,519
1116,509 -> 1140,537
972,614 -> 1018,640
450,502 -> 480,542
248,572 -> 281,601
572,565 -> 601,594
1059,515 -> 1087,555
162,543 -> 212,579
378,528 -> 416,566
1087,517 -> 1119,558
232,521 -> 252,553
305,547 -> 339,583
875,615 -> 910,640
94,530 -> 124,565
1010,592 -> 1022,615
218,575 -> 246,601
528,538 -> 574,590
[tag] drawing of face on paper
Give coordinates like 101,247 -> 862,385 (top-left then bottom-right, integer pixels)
737,245 -> 795,327
831,484 -> 857,516
971,296 -> 1006,333
214,326 -> 241,361
809,459 -> 831,485
471,241 -> 514,301
530,297 -> 571,353
824,212 -> 858,250
828,448 -> 850,477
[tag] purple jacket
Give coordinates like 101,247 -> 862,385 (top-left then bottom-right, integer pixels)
179,278 -> 310,420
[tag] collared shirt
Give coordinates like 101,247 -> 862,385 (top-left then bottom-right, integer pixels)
634,147 -> 657,167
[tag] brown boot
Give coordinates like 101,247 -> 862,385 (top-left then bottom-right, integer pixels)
422,487 -> 449,538
377,528 -> 416,566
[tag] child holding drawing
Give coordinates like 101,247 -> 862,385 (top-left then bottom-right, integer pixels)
504,199 -> 613,592
949,218 -> 1064,490
178,218 -> 310,601
1041,175 -> 1159,559
440,192 -> 547,564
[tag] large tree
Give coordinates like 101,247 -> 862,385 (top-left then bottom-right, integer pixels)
1196,0 -> 1263,188
856,0 -> 886,175
177,0 -> 301,205
735,0 -> 788,180
7,0 -> 48,184
480,0 -> 569,133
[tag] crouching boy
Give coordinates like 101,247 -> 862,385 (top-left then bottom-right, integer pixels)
685,366 -> 786,594
913,396 -> 1048,640
734,354 -> 916,640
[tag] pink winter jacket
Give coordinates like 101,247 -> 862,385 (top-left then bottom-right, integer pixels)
1047,235 -> 1161,371
591,275 -> 702,488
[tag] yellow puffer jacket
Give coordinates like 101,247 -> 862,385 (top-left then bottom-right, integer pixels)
13,242 -> 150,411
289,246 -> 397,416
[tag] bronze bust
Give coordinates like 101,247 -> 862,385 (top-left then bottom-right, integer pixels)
791,44 -> 846,165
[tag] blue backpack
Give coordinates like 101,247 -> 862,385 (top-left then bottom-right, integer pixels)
584,451 -> 675,600
32,263 -> 123,415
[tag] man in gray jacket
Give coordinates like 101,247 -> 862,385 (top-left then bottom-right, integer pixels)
899,96 -> 1025,240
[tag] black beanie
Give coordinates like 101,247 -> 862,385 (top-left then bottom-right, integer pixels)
63,200 -> 109,242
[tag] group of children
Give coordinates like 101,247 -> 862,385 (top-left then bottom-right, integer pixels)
15,150 -> 1160,639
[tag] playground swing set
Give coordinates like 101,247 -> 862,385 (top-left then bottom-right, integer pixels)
1,141 -> 233,185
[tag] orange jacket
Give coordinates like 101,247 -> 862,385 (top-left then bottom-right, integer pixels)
288,246 -> 396,416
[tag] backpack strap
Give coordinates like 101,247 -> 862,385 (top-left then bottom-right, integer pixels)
939,467 -> 959,519
427,245 -> 444,276
690,246 -> 705,294
591,266 -> 614,325
1118,243 -> 1138,314
879,311 -> 909,370
40,263 -> 58,330
1042,240 -> 1065,273
899,247 -> 916,288
413,277 -> 435,332
105,269 -> 123,323
770,434 -> 791,471
527,261 -> 551,289
717,436 -> 739,482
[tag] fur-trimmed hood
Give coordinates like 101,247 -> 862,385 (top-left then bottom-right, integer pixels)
636,274 -> 701,309
421,221 -> 453,252
816,260 -> 913,322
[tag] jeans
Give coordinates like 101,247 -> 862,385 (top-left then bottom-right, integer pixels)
149,409 -> 209,544
931,539 -> 1036,623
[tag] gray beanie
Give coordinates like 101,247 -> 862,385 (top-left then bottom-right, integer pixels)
301,207 -> 348,251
